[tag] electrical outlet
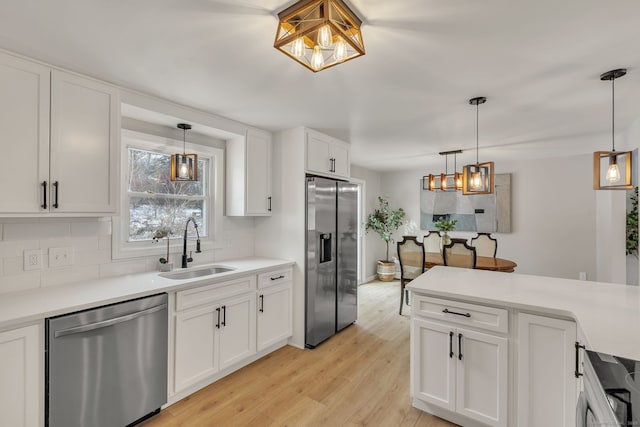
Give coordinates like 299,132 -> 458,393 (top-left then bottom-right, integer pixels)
23,249 -> 43,271
579,272 -> 587,280
49,247 -> 73,267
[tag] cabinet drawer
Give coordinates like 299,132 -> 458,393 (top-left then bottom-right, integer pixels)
176,276 -> 256,311
412,295 -> 508,334
258,268 -> 292,289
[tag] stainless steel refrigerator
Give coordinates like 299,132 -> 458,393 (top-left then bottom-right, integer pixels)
305,176 -> 358,348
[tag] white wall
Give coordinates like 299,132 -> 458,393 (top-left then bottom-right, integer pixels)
373,154 -> 599,281
351,165 -> 386,281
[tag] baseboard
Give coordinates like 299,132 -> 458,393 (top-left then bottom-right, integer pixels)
412,399 -> 492,427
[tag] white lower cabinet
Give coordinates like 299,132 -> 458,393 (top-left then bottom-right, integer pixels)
517,313 -> 577,427
412,318 -> 508,427
257,282 -> 293,351
0,323 -> 42,427
173,291 -> 256,395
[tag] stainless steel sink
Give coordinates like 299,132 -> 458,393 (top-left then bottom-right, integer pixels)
160,266 -> 234,280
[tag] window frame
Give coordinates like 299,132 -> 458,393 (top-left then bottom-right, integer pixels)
112,129 -> 224,260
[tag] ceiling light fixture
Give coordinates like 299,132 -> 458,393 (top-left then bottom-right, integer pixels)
593,68 -> 633,190
171,123 -> 198,182
274,0 -> 365,72
463,97 -> 494,195
423,150 -> 463,192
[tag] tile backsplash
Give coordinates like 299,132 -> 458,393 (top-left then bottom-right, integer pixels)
0,216 -> 256,295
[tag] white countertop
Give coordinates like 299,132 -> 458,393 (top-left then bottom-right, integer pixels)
0,257 -> 294,330
407,266 -> 640,361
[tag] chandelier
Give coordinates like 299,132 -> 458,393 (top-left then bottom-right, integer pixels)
423,150 -> 463,192
462,97 -> 494,195
274,0 -> 365,72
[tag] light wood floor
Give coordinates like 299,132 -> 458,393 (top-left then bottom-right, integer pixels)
142,280 -> 457,427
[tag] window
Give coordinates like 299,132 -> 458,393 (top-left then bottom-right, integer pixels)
127,148 -> 208,241
113,129 -> 224,260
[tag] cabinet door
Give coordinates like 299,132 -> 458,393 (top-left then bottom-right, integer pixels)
411,318 -> 455,412
517,313 -> 576,427
246,129 -> 272,215
0,53 -> 50,214
257,282 -> 292,351
218,293 -> 256,371
174,304 -> 219,393
455,328 -> 508,427
306,130 -> 331,174
50,70 -> 118,214
0,324 -> 42,427
330,141 -> 350,178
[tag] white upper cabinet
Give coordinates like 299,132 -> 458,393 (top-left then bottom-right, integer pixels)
0,54 -> 50,214
305,128 -> 350,179
226,128 -> 272,216
0,51 -> 119,215
50,70 -> 119,214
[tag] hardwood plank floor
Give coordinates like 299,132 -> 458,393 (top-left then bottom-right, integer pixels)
142,280 -> 457,427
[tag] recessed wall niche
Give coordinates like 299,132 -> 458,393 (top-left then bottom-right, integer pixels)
420,174 -> 511,233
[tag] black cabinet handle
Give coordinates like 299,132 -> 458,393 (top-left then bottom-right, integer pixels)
222,305 -> 226,327
268,196 -> 272,212
259,295 -> 264,313
443,308 -> 471,318
52,181 -> 59,209
215,307 -> 221,329
458,333 -> 463,360
270,275 -> 285,281
449,331 -> 454,358
41,181 -> 47,209
575,341 -> 586,378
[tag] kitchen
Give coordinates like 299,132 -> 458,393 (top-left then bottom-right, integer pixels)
0,0 -> 639,426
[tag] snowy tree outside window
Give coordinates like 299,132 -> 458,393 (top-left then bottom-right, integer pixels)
127,148 -> 209,241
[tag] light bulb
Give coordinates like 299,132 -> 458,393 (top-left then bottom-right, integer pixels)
292,37 -> 305,58
428,174 -> 436,191
317,25 -> 332,48
311,46 -> 324,70
470,171 -> 483,190
334,36 -> 347,62
179,159 -> 189,179
440,173 -> 447,191
606,158 -> 621,183
455,173 -> 463,190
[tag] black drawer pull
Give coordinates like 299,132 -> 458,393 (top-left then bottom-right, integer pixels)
270,275 -> 285,281
259,294 -> 264,312
575,341 -> 585,378
222,305 -> 226,327
215,307 -> 221,329
443,308 -> 471,318
458,333 -> 463,360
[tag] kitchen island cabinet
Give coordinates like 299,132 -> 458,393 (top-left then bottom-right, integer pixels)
408,266 -> 639,427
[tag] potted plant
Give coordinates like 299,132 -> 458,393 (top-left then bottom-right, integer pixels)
433,217 -> 457,247
365,196 -> 406,281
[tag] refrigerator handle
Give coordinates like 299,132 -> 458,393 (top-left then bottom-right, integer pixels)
319,233 -> 332,264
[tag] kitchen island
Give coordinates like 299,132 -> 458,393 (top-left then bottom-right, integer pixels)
407,266 -> 640,427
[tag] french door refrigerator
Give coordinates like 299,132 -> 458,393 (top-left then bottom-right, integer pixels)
305,176 -> 358,348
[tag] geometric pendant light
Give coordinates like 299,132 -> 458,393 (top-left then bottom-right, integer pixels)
171,123 -> 198,182
593,69 -> 633,190
274,0 -> 365,72
462,97 -> 495,195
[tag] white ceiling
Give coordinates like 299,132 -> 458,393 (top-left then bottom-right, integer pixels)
1,0 -> 639,171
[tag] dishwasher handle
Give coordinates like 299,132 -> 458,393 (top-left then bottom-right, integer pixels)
53,303 -> 167,338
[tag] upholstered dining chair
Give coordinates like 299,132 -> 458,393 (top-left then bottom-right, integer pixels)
470,233 -> 498,257
422,231 -> 441,253
397,236 -> 425,315
443,240 -> 477,269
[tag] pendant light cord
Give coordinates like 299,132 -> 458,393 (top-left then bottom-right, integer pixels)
476,102 -> 479,165
612,77 -> 615,152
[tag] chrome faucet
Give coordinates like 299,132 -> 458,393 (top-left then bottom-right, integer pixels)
181,217 -> 202,268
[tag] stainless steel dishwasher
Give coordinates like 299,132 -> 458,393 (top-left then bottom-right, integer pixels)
45,293 -> 168,427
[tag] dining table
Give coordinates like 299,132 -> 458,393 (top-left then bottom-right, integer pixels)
425,252 -> 517,272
